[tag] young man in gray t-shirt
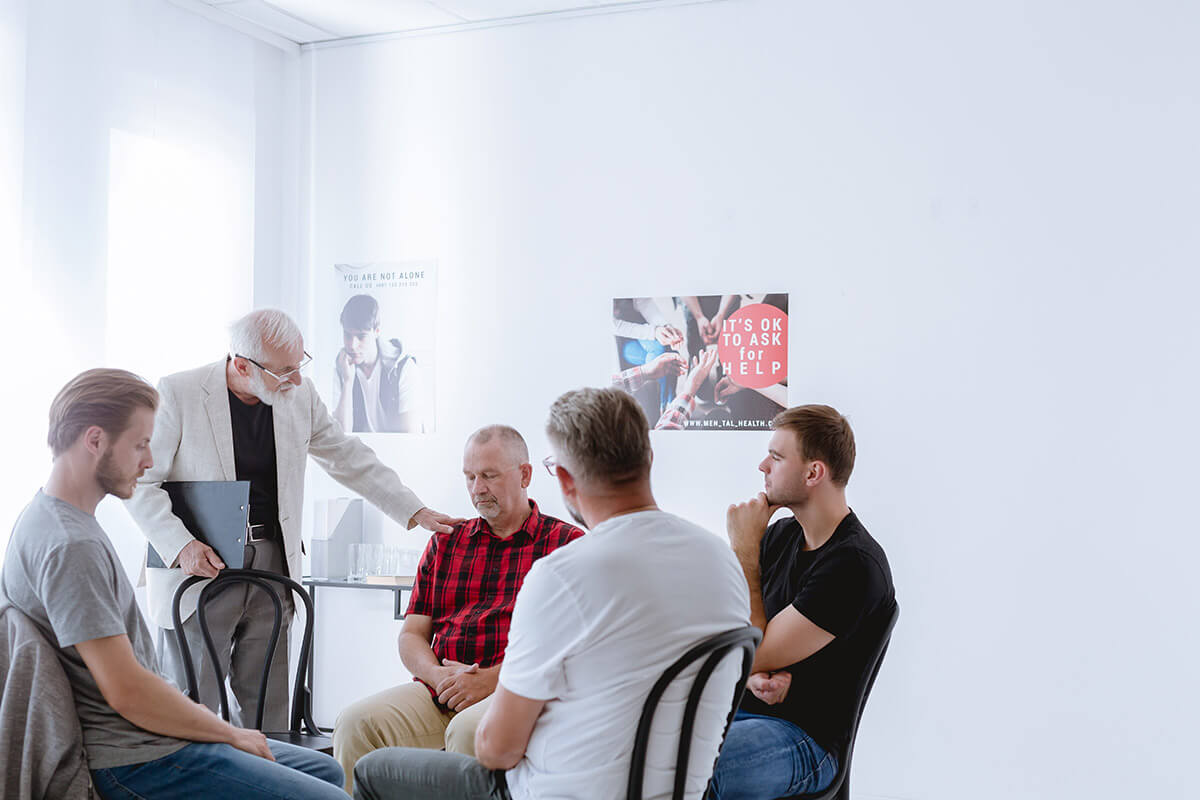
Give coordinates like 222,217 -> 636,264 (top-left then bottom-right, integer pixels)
0,368 -> 346,799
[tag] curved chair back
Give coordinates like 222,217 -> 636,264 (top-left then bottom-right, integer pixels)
778,600 -> 899,800
627,626 -> 761,800
171,568 -> 321,736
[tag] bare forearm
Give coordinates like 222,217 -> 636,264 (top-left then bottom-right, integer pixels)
736,552 -> 768,632
399,633 -> 444,685
717,294 -> 738,319
116,667 -> 235,743
476,735 -> 524,770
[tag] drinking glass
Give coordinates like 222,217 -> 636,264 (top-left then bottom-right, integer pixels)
366,543 -> 383,577
347,543 -> 365,581
400,548 -> 420,576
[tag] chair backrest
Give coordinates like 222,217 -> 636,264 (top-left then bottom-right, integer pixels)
783,600 -> 899,800
171,568 -> 320,734
627,626 -> 761,800
0,601 -> 92,799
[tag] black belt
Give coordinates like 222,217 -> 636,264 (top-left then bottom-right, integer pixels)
247,522 -> 276,543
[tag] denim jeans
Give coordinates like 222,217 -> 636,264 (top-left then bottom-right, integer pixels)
91,740 -> 346,800
706,710 -> 838,800
353,748 -> 511,800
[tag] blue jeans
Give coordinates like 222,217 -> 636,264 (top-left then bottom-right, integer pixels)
92,740 -> 346,800
706,710 -> 838,800
354,748 -> 511,800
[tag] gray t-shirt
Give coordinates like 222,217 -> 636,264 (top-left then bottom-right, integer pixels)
0,490 -> 188,769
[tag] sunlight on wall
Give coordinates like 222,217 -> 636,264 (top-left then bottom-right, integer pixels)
0,0 -> 33,557
100,128 -> 255,587
106,128 -> 252,384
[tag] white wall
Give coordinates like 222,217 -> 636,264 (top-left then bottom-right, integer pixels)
0,0 -> 300,587
299,1 -> 1200,798
0,0 -> 34,559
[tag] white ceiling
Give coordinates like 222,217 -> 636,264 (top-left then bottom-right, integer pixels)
184,0 -> 700,46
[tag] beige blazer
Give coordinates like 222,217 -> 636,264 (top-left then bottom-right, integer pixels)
125,360 -> 425,629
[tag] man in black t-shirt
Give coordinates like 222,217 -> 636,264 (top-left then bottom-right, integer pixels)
708,405 -> 894,800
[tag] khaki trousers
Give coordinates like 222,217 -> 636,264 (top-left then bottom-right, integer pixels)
333,681 -> 493,794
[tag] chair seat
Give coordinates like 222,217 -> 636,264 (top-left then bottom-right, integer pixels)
265,730 -> 333,755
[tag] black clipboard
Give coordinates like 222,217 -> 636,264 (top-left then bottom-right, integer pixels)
146,481 -> 250,569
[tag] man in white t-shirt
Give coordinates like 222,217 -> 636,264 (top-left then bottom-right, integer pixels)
354,387 -> 752,800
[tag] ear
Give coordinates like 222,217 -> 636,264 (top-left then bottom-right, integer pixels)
232,356 -> 252,377
519,463 -> 533,488
555,466 -> 577,501
82,425 -> 106,456
807,460 -> 827,486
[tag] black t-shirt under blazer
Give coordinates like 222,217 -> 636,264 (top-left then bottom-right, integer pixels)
740,510 -> 895,753
227,390 -> 280,532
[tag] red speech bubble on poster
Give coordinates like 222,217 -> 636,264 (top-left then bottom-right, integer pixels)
717,304 -> 788,389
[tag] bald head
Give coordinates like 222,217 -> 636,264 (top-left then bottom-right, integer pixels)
465,425 -> 529,465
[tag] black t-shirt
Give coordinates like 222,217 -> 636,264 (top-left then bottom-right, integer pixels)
227,390 -> 280,530
739,510 -> 894,753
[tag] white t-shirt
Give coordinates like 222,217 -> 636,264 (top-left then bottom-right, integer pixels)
356,359 -> 384,431
500,510 -> 751,800
332,354 -> 422,432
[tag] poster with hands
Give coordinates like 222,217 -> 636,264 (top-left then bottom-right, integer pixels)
611,293 -> 789,431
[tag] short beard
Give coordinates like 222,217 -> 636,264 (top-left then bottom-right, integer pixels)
474,497 -> 500,520
766,485 -> 805,510
564,500 -> 587,529
248,371 -> 292,406
96,451 -> 135,500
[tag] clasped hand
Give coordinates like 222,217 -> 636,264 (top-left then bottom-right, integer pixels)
747,671 -> 792,705
726,493 -> 779,561
435,659 -> 495,712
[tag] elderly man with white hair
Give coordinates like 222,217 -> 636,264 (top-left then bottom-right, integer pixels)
126,309 -> 462,731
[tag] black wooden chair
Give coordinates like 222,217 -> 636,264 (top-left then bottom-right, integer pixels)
171,568 -> 331,753
776,601 -> 899,800
627,626 -> 761,800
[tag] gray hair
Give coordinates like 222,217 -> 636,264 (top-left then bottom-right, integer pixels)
545,387 -> 651,487
466,425 -> 530,464
229,309 -> 303,362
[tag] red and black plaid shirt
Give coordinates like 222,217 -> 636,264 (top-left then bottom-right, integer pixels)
406,499 -> 584,689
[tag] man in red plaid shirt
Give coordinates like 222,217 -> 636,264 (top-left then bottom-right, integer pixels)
332,425 -> 583,792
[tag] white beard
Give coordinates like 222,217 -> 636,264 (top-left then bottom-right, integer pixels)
249,372 -> 294,406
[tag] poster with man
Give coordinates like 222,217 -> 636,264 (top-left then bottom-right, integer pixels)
329,262 -> 436,434
611,293 -> 788,431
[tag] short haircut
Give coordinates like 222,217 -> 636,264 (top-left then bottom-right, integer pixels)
772,404 -> 856,487
47,369 -> 159,457
229,309 -> 303,363
546,387 -> 651,487
340,294 -> 380,331
467,424 -> 530,464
